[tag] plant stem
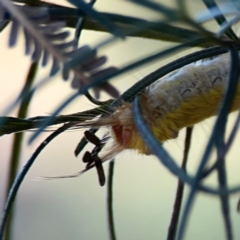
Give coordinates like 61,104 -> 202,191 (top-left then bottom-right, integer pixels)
4,62 -> 38,240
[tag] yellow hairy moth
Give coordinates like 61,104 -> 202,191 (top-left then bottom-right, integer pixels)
42,52 -> 239,186
80,52 -> 240,163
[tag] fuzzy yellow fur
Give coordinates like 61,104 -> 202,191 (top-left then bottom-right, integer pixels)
122,84 -> 240,155
152,85 -> 240,142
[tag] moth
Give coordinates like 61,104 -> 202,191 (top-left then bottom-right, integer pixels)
81,53 -> 239,162
45,52 -> 239,187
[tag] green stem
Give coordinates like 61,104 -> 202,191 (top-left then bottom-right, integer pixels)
13,0 -> 212,46
202,0 -> 238,41
107,161 -> 117,240
4,62 -> 38,240
167,127 -> 193,240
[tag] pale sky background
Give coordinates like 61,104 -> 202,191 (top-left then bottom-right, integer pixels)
1,1 -> 240,240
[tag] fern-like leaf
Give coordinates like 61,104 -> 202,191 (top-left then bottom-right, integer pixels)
0,0 -> 119,98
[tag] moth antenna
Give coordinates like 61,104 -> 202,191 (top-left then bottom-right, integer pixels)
34,169 -> 88,180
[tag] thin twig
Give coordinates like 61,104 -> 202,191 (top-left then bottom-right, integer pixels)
202,0 -> 238,41
107,160 -> 117,240
167,127 -> 193,240
4,62 -> 38,240
0,122 -> 76,240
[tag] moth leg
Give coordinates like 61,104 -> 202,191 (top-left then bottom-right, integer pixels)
94,156 -> 105,186
82,130 -> 106,186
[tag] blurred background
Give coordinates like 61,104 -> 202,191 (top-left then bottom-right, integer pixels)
1,1 -> 240,240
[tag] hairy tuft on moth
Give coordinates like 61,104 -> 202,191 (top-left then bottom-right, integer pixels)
77,52 -> 240,165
